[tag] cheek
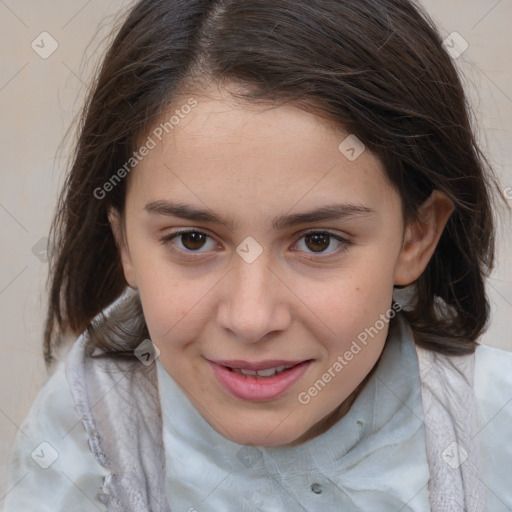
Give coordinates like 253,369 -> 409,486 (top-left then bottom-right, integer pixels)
300,254 -> 396,340
299,265 -> 394,410
137,280 -> 207,346
298,251 -> 397,402
131,249 -> 216,349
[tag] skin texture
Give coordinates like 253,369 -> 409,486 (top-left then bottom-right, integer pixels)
110,84 -> 453,447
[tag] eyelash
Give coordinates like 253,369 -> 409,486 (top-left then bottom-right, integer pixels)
159,228 -> 352,261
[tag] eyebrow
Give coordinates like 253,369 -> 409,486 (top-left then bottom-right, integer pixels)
144,200 -> 376,231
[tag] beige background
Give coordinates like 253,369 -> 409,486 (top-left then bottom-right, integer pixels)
1,0 -> 511,497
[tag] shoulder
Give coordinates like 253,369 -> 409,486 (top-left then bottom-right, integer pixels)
473,341 -> 512,427
474,342 -> 512,402
2,349 -> 108,512
473,343 -> 512,510
473,343 -> 512,441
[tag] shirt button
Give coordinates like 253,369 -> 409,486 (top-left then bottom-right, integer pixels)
310,482 -> 323,494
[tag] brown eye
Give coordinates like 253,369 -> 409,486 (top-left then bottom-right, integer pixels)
292,230 -> 351,258
160,229 -> 218,255
304,233 -> 331,252
180,232 -> 207,250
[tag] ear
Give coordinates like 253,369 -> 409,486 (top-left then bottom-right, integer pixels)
394,190 -> 454,286
108,208 -> 138,289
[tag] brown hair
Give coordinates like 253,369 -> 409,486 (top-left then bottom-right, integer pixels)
44,0 -> 502,364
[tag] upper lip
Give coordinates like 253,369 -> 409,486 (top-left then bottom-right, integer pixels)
209,359 -> 310,371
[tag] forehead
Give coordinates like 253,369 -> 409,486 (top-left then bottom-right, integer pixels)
127,86 -> 399,218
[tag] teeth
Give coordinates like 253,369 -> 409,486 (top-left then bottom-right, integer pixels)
239,368 -> 258,376
255,368 -> 277,377
235,365 -> 294,377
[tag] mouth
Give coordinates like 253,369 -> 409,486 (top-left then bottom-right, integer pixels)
207,358 -> 314,401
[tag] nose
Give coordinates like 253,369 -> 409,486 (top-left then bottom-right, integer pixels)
217,256 -> 292,343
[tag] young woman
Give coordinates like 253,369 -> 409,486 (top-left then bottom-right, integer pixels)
3,0 -> 511,511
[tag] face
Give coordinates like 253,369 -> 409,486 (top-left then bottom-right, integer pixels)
111,83 -> 451,446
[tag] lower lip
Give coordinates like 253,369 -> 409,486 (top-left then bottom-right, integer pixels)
208,360 -> 312,402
